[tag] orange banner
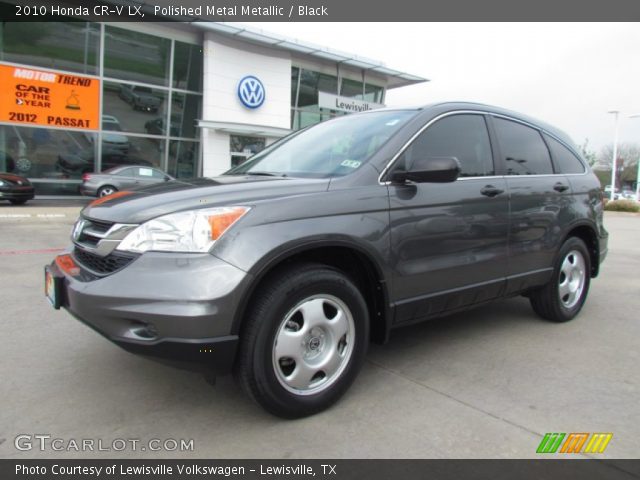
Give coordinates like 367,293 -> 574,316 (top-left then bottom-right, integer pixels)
0,63 -> 100,130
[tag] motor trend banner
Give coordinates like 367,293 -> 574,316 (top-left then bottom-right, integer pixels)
0,63 -> 100,130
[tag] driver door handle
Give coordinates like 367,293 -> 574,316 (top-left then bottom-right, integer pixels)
480,185 -> 505,197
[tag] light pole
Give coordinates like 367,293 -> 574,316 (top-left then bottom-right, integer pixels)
629,114 -> 640,202
608,110 -> 620,200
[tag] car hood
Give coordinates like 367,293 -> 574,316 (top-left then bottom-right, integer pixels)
0,172 -> 29,185
81,175 -> 331,224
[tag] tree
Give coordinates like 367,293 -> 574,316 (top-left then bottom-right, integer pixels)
578,138 -> 597,166
594,142 -> 640,189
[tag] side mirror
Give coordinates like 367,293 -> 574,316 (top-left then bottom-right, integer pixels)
164,175 -> 171,182
390,156 -> 461,184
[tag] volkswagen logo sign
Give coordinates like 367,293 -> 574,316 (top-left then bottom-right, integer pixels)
237,75 -> 265,109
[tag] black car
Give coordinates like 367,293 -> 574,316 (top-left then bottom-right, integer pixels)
0,172 -> 35,205
45,102 -> 608,418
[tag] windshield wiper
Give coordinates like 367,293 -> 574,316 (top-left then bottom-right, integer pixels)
245,171 -> 286,177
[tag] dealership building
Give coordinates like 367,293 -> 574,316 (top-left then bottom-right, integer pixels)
0,15 -> 426,195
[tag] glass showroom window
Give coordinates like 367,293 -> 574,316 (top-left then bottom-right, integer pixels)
0,124 -> 97,194
104,26 -> 171,87
230,136 -> 266,167
173,42 -> 203,92
101,30 -> 203,179
340,78 -> 364,99
0,21 -> 100,75
0,21 -> 203,194
168,140 -> 199,179
290,68 -> 384,130
292,69 -> 338,129
364,83 -> 384,103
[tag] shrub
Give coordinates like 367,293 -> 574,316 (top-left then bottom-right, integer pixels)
604,199 -> 640,212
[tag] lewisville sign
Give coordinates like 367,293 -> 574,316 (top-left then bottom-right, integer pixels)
318,92 -> 384,114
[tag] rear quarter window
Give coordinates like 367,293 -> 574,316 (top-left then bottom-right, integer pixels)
543,134 -> 586,174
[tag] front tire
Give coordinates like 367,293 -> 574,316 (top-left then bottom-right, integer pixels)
530,237 -> 591,322
10,199 -> 28,205
235,263 -> 369,418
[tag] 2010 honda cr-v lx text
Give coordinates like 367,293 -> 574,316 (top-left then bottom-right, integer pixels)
45,102 -> 608,418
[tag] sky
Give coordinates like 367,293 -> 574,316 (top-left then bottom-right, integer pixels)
250,22 -> 640,155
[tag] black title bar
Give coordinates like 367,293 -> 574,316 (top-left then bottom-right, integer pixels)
2,0 -> 640,21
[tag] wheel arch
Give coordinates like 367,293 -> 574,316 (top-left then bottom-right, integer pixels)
232,241 -> 391,344
563,221 -> 600,277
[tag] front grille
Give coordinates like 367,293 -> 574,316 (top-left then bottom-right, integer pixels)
73,247 -> 138,275
76,218 -> 114,248
84,218 -> 113,233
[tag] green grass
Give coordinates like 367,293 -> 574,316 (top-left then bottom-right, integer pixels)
604,200 -> 640,212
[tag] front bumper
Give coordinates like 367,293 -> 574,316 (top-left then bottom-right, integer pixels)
48,250 -> 251,373
0,186 -> 35,200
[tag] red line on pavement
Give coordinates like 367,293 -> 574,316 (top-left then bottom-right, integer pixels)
0,248 -> 65,256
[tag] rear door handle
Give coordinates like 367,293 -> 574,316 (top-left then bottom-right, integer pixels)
480,185 -> 505,197
553,182 -> 569,192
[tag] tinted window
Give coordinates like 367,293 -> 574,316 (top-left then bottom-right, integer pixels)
493,118 -> 553,175
401,114 -> 494,177
544,134 -> 586,174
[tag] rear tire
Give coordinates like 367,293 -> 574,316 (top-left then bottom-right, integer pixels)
9,199 -> 27,205
235,263 -> 369,418
530,237 -> 591,322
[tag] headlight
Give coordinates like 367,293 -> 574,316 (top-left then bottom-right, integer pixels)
0,179 -> 5,186
116,206 -> 250,253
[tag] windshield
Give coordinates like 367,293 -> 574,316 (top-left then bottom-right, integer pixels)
225,110 -> 416,178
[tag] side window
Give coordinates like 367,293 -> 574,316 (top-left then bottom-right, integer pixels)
151,169 -> 166,179
117,167 -> 135,177
493,118 -> 553,175
543,134 -> 586,174
400,114 -> 494,177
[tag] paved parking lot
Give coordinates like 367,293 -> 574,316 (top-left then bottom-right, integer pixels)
0,202 -> 638,459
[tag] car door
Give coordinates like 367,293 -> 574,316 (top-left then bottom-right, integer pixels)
387,113 -> 509,324
133,167 -> 161,188
489,116 -> 570,293
112,167 -> 139,190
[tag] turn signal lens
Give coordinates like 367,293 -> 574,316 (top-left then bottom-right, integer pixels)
55,254 -> 80,276
207,207 -> 248,240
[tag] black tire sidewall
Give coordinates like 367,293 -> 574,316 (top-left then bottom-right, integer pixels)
551,237 -> 592,320
248,267 -> 369,417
